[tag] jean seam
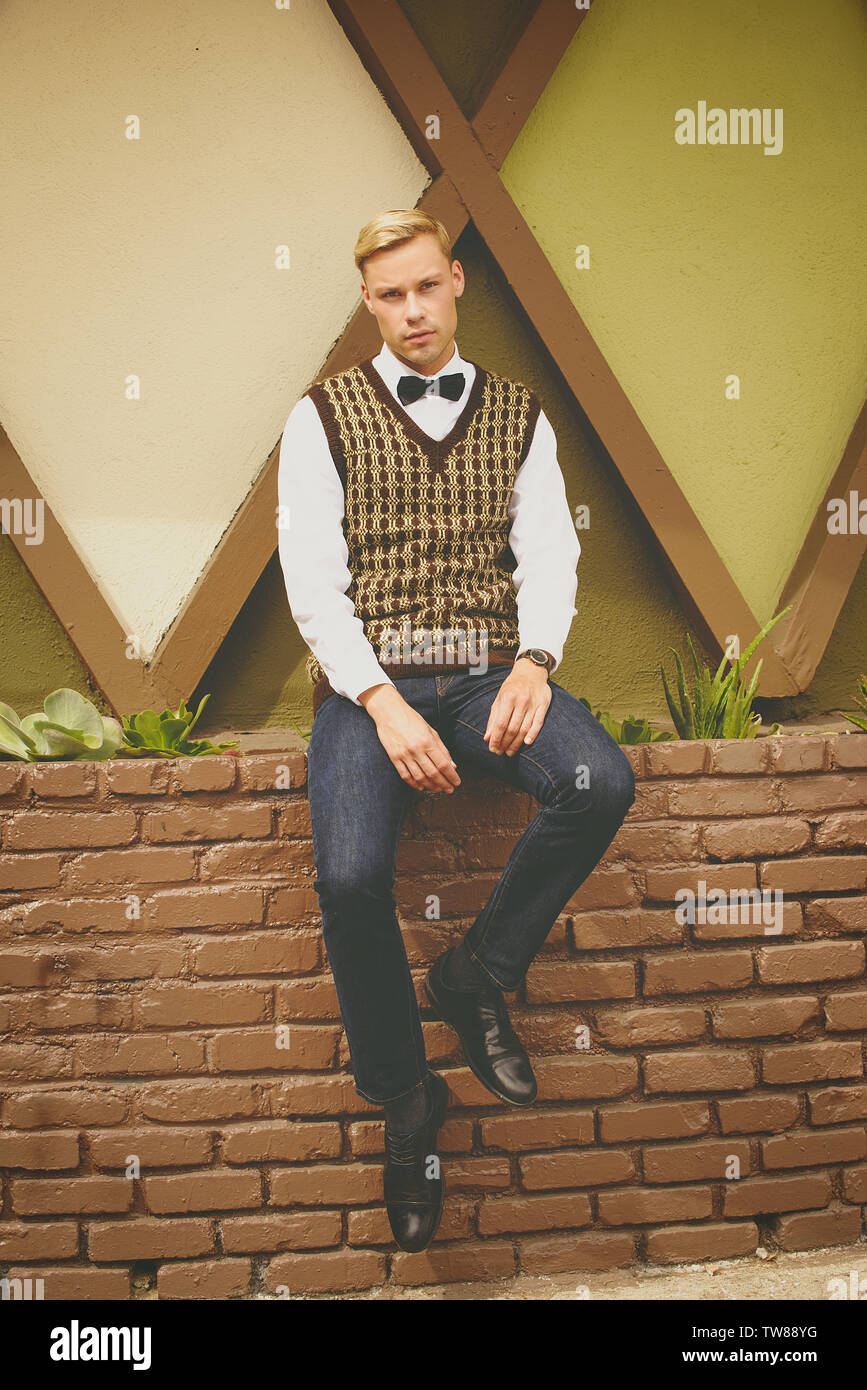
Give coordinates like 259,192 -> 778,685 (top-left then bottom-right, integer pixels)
356,1073 -> 430,1106
453,717 -> 559,799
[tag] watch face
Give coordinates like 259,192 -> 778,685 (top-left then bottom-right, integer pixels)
527,648 -> 548,665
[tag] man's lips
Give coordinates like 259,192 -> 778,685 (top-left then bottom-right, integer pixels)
406,331 -> 433,341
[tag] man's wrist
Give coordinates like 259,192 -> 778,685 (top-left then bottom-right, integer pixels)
358,681 -> 402,714
513,648 -> 554,675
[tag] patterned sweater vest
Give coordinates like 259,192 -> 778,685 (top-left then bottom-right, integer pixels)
304,356 -> 541,714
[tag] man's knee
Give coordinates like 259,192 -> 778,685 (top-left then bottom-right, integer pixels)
561,744 -> 635,823
314,859 -> 396,910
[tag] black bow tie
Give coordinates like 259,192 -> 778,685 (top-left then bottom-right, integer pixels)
396,371 -> 465,406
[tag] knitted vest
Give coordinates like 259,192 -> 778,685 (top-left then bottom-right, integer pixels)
304,357 -> 541,714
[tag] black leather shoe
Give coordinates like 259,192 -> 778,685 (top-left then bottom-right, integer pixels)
383,1070 -> 449,1252
424,950 -> 537,1107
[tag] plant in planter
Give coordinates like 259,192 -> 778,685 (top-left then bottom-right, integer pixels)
659,607 -> 791,740
0,688 -> 122,761
578,701 -> 672,744
119,693 -> 239,757
840,675 -> 867,733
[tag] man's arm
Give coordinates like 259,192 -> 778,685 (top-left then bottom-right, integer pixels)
508,407 -> 581,674
277,394 -> 397,705
484,408 -> 581,755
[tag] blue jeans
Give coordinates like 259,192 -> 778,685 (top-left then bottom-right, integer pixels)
306,666 -> 635,1104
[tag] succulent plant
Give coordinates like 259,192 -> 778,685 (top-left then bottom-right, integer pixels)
0,688 -> 122,761
119,693 -> 238,757
579,701 -> 672,744
659,608 -> 790,740
840,674 -> 867,733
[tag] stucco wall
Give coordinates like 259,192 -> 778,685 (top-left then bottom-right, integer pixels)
1,0 -> 865,736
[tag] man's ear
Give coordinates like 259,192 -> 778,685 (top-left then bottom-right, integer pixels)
452,259 -> 465,297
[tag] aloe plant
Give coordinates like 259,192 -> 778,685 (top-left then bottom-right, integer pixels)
0,688 -> 122,761
119,694 -> 239,758
290,719 -> 312,743
841,674 -> 867,733
659,608 -> 790,740
579,700 -> 672,744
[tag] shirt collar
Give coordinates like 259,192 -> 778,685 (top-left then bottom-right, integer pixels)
372,339 -> 472,401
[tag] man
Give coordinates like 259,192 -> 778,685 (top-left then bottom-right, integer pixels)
277,209 -> 635,1253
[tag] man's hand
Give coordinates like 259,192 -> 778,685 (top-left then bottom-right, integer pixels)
484,660 -> 552,755
359,683 -> 461,793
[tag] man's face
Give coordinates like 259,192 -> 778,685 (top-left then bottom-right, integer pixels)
360,233 -> 465,376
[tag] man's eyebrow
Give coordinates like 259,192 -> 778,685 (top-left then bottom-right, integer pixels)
375,272 -> 442,292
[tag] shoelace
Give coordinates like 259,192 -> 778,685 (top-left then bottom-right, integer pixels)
386,1127 -> 429,1165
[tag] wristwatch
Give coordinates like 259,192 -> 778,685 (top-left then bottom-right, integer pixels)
514,647 -> 553,672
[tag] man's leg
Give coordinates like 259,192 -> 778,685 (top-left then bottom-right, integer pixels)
307,689 -> 426,1105
423,665 -> 635,1105
442,665 -> 636,987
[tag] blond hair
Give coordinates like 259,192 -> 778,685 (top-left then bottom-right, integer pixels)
354,209 -> 453,275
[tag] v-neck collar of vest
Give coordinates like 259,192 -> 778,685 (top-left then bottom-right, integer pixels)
359,356 -> 488,461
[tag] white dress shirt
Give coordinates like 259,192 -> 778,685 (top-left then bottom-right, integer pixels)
277,341 -> 581,706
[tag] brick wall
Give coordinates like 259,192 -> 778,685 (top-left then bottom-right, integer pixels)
0,733 -> 865,1299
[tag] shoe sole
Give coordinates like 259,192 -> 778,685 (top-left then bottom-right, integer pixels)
423,977 -> 537,1109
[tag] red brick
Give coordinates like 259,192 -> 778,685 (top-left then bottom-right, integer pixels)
600,1100 -> 711,1143
760,855 -> 867,894
220,1121 -> 341,1164
762,1041 -> 863,1085
89,1218 -> 216,1261
520,1149 -> 634,1190
266,1248 -> 385,1294
103,759 -> 171,795
242,752 -> 307,793
5,811 -> 137,850
478,1193 -> 592,1234
644,1049 -> 755,1094
703,817 -> 811,861
192,931 -> 319,976
707,740 -> 768,774
815,812 -> 867,851
0,854 -> 62,891
805,897 -> 867,932
711,996 -> 819,1039
441,1156 -> 512,1190
717,1092 -> 802,1133
825,991 -> 867,1031
692,898 -> 802,941
643,1138 -> 751,1183
0,1130 -> 79,1169
594,1006 -> 706,1047
138,1080 -> 261,1124
269,1163 -> 381,1206
89,1127 -> 214,1169
391,1240 -> 515,1287
525,959 -> 635,1004
201,839 -> 314,877
158,1258 -> 251,1299
757,941 -> 864,985
809,1085 -> 867,1126
346,1116 -> 471,1157
65,846 -> 196,889
146,886 -> 263,930
137,983 -> 269,1027
4,1087 -> 128,1128
570,908 -> 682,949
567,868 -> 638,911
830,733 -> 867,769
221,1211 -> 342,1253
771,1205 -> 862,1250
12,1176 -> 132,1215
278,799 -> 313,837
276,976 -> 340,1019
645,1221 -> 758,1264
643,949 -> 753,995
141,803 -> 272,843
604,821 -> 701,864
209,1025 -> 338,1072
74,1033 -> 206,1077
644,862 -> 758,900
667,779 -> 778,817
266,884 -> 321,925
518,1230 -> 635,1275
348,1199 -> 472,1246
479,1109 -> 594,1152
761,1126 -> 866,1170
842,1166 -> 867,1202
4,1266 -> 129,1300
723,1172 -> 832,1216
765,737 -> 827,773
598,1186 -> 713,1224
0,1222 -> 79,1260
143,1169 -> 262,1214
644,743 -> 708,777
172,757 -> 237,793
780,773 -> 867,813
0,1042 -> 72,1080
